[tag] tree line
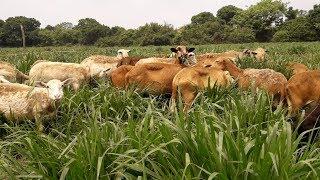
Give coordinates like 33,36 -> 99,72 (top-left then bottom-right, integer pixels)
0,0 -> 319,47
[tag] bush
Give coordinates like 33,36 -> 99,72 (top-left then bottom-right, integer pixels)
273,17 -> 317,42
272,30 -> 291,42
227,27 -> 255,43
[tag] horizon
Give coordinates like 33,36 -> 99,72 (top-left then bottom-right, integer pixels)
0,0 -> 318,29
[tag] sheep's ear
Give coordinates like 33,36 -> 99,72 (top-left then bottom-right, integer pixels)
62,78 -> 74,86
99,68 -> 111,76
35,81 -> 48,88
188,47 -> 195,52
170,48 -> 178,53
243,49 -> 250,54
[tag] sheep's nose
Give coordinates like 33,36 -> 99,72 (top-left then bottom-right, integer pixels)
54,94 -> 62,99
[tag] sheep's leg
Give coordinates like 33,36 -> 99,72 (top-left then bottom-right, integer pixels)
33,106 -> 44,132
182,90 -> 196,113
170,85 -> 178,112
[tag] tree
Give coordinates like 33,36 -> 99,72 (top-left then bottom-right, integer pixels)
134,23 -> 175,46
272,17 -> 317,42
38,29 -> 55,46
191,12 -> 216,25
233,0 -> 286,42
285,7 -> 299,21
227,27 -> 255,43
217,5 -> 242,24
180,21 -> 226,44
0,19 -> 4,46
75,18 -> 109,45
55,22 -> 74,29
2,16 -> 41,46
308,4 -> 320,39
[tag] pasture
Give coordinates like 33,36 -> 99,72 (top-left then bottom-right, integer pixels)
1,42 -> 320,179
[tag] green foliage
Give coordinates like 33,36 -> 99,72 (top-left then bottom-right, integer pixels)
227,27 -> 255,43
233,0 -> 286,42
308,4 -> 320,39
217,5 -> 242,24
273,17 -> 317,42
191,12 -> 216,25
134,23 -> 175,46
75,18 -> 109,45
180,21 -> 226,44
2,16 -> 41,46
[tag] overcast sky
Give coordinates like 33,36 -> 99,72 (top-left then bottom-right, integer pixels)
0,0 -> 318,28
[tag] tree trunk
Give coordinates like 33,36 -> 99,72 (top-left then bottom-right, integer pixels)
20,24 -> 26,48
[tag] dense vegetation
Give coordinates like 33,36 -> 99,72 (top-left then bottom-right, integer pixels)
1,42 -> 320,179
0,1 -> 320,47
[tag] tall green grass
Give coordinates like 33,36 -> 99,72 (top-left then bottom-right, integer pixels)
1,42 -> 320,179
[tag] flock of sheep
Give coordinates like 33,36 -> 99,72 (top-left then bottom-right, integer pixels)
0,46 -> 319,134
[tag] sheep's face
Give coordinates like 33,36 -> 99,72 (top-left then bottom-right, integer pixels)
36,79 -> 73,101
170,46 -> 195,65
117,49 -> 130,58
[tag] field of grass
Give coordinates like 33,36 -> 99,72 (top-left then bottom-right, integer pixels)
1,42 -> 320,179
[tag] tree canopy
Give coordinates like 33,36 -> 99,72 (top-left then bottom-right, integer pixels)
0,2 -> 319,47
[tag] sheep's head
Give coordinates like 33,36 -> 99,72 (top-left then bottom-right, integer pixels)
117,49 -> 131,58
170,46 -> 195,65
36,79 -> 73,101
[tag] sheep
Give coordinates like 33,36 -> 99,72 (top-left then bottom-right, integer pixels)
0,61 -> 29,83
28,61 -> 109,91
286,70 -> 320,116
116,57 -> 143,67
197,49 -> 252,63
110,65 -> 134,88
216,58 -> 287,106
136,46 -> 196,66
125,63 -> 185,95
81,49 -> 131,74
251,48 -> 268,61
287,62 -> 309,76
170,64 -> 233,111
117,49 -> 131,58
0,79 -> 72,131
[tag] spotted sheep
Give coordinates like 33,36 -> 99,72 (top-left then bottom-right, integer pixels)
216,58 -> 287,106
0,79 -> 73,131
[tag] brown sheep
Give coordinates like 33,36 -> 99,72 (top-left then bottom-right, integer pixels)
110,65 -> 134,88
116,57 -> 143,67
170,65 -> 233,111
251,48 -> 268,61
217,59 -> 287,106
286,70 -> 320,116
125,63 -> 185,95
0,61 -> 29,83
287,62 -> 309,76
197,49 -> 252,63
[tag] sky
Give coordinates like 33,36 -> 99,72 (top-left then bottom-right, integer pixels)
0,0 -> 318,29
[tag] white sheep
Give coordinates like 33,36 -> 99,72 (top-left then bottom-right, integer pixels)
117,49 -> 131,58
0,79 -> 72,131
29,61 -> 109,91
0,61 -> 29,83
